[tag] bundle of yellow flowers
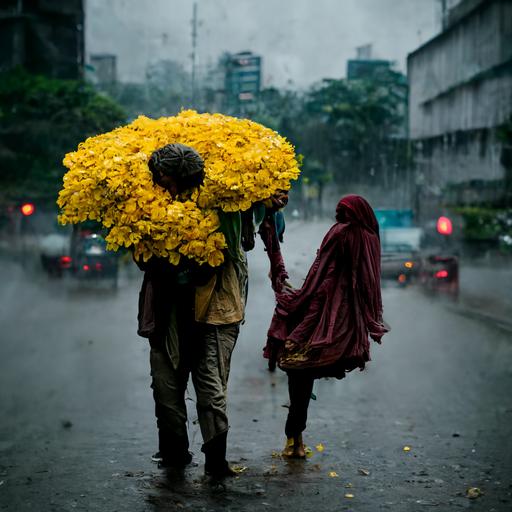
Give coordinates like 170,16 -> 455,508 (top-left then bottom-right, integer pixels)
57,110 -> 300,266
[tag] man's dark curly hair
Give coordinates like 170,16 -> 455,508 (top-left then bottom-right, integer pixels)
148,143 -> 205,190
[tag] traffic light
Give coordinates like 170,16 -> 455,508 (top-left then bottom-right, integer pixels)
20,203 -> 35,216
436,216 -> 452,235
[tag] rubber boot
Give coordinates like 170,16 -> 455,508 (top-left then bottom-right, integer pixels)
158,430 -> 192,468
202,431 -> 236,479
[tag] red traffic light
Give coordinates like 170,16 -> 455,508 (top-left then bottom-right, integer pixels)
437,216 -> 452,235
20,203 -> 35,216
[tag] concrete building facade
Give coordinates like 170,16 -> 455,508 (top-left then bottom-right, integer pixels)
407,0 -> 512,220
0,0 -> 84,79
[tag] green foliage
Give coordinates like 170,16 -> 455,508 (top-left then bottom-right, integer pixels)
301,159 -> 331,186
251,88 -> 303,139
246,70 -> 409,191
297,71 -> 408,185
0,68 -> 126,201
454,206 -> 512,250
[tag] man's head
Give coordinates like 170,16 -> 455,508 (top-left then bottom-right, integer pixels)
149,143 -> 204,196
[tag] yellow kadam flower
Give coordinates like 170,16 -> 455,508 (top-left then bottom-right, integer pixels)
57,110 -> 301,266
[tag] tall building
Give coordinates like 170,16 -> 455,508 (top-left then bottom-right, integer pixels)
408,0 -> 512,220
223,51 -> 262,115
347,59 -> 393,81
89,54 -> 117,85
0,0 -> 84,79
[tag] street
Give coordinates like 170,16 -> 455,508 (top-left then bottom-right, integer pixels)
1,220 -> 511,512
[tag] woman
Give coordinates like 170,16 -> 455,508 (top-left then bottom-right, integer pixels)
264,194 -> 389,458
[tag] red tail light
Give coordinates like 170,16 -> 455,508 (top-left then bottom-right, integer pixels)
59,256 -> 72,269
95,262 -> 103,271
83,264 -> 90,271
436,270 -> 449,279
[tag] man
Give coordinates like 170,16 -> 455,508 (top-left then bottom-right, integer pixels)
136,143 -> 248,479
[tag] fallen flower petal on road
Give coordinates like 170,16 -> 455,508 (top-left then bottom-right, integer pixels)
263,465 -> 278,475
466,487 -> 483,499
328,471 -> 339,478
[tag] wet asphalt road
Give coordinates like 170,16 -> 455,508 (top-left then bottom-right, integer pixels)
0,220 -> 511,512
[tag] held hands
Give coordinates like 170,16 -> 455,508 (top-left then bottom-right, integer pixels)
282,280 -> 294,291
264,190 -> 289,211
267,271 -> 294,293
285,339 -> 298,351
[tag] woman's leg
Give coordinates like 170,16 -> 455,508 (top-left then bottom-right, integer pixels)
285,370 -> 315,438
282,371 -> 314,458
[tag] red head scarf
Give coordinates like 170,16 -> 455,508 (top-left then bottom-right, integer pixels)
336,194 -> 379,237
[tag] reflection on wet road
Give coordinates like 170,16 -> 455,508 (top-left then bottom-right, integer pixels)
1,221 -> 511,511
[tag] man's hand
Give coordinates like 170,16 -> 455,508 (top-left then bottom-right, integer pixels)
269,190 -> 289,211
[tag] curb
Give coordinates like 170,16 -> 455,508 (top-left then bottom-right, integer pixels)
449,303 -> 512,334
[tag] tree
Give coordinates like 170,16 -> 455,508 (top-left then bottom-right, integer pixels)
251,87 -> 302,134
0,68 -> 126,202
299,70 -> 408,187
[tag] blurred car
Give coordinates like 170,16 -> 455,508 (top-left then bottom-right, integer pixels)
72,232 -> 119,288
380,242 -> 420,286
376,209 -> 422,286
39,232 -> 73,277
419,254 -> 459,299
418,214 -> 460,299
376,209 -> 460,295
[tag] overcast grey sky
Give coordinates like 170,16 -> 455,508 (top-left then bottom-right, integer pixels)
86,0 -> 441,89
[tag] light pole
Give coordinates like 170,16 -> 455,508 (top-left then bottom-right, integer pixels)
191,2 -> 198,107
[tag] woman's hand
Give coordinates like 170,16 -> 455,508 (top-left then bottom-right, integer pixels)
281,279 -> 293,290
285,339 -> 297,351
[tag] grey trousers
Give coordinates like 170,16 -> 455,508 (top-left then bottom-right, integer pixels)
150,323 -> 239,446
